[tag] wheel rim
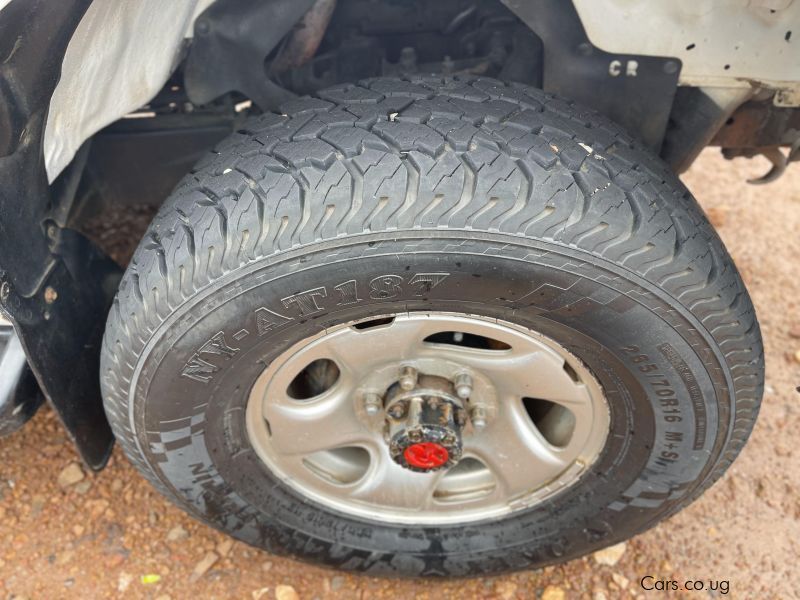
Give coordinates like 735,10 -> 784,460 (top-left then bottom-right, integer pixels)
245,312 -> 609,525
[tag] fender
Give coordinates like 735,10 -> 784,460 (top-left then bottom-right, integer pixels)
0,0 -> 118,469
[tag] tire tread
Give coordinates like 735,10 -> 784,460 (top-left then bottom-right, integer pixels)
101,75 -> 763,544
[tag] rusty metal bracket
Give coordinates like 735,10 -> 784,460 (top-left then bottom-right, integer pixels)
501,0 -> 681,152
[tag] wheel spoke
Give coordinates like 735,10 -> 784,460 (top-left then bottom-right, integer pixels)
262,379 -> 374,456
419,343 -> 589,408
463,398 -> 569,499
348,449 -> 447,511
322,316 -> 434,375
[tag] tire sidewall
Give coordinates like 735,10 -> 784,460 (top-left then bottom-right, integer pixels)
129,232 -> 729,575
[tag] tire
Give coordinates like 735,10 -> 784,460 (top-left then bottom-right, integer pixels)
100,76 -> 763,577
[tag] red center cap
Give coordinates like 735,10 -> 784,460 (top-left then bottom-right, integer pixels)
403,442 -> 449,469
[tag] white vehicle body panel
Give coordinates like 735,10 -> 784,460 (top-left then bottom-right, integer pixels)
574,0 -> 800,89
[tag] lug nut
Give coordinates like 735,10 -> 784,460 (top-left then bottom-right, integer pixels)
470,405 -> 488,431
364,392 -> 382,416
399,366 -> 418,391
454,373 -> 473,399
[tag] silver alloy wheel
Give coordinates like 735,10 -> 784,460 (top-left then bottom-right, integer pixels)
245,313 -> 609,525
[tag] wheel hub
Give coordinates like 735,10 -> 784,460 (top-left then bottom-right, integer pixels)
384,373 -> 467,472
245,312 -> 610,525
404,442 -> 449,470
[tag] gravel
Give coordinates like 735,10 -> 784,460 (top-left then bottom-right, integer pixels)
591,543 -> 626,567
0,149 -> 798,598
56,463 -> 85,489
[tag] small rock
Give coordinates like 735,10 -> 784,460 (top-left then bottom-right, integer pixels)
789,326 -> 800,339
794,350 -> 800,364
726,475 -> 739,498
87,498 -> 109,519
216,538 -> 234,557
57,463 -> 85,489
330,575 -> 345,591
72,525 -> 85,537
261,560 -> 273,571
110,478 -> 124,493
73,480 -> 92,495
593,591 -> 609,600
105,553 -> 126,568
30,495 -> 46,515
117,572 -> 133,593
542,585 -> 565,600
593,542 -> 627,566
495,580 -> 517,599
251,589 -> 270,600
611,573 -> 629,589
275,585 -> 299,600
166,525 -> 188,542
191,551 -> 219,581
